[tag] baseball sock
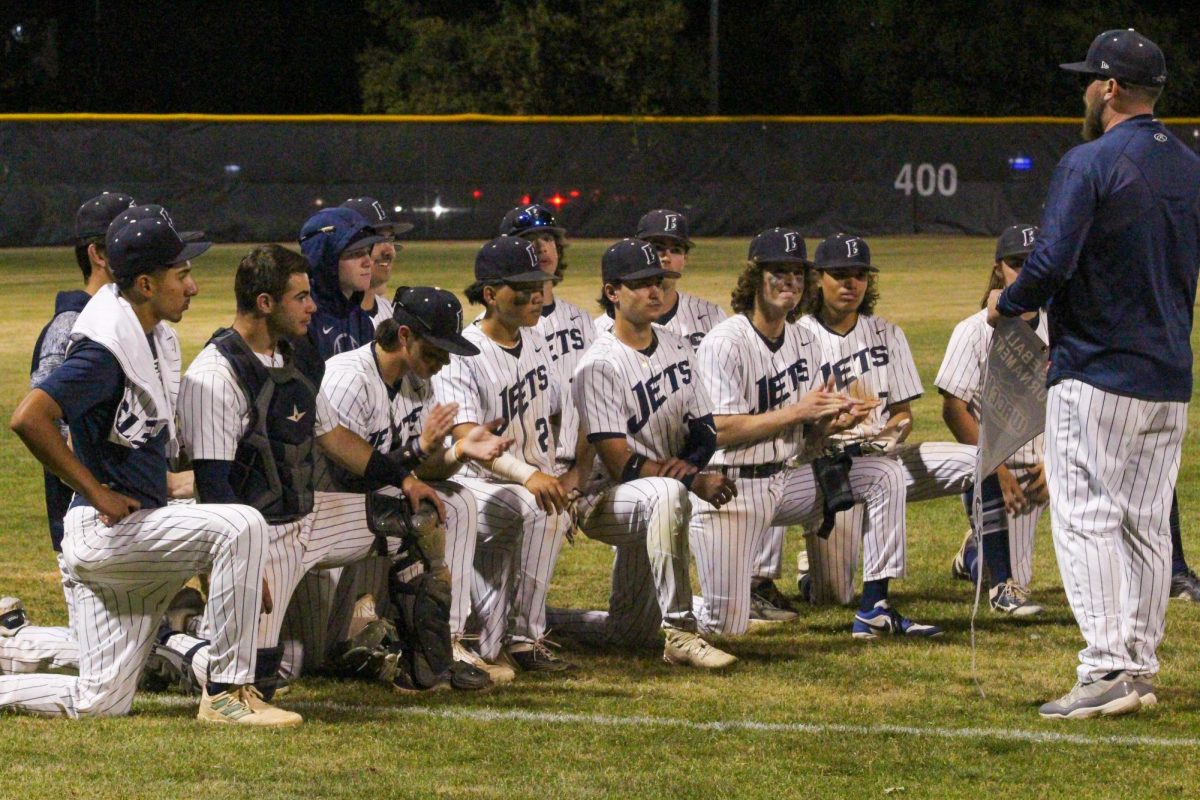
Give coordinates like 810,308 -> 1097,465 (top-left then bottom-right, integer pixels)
1170,491 -> 1190,575
965,475 -> 1012,586
859,579 -> 888,612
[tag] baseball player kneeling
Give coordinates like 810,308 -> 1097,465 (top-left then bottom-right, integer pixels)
547,239 -> 740,667
788,234 -> 975,608
5,209 -> 293,726
690,229 -> 940,638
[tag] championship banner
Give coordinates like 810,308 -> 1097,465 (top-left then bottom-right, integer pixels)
978,316 -> 1049,477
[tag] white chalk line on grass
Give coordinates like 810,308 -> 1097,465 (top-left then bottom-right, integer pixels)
138,695 -> 1200,748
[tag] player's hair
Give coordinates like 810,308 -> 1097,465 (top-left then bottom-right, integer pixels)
375,316 -> 424,352
235,244 -> 310,314
74,238 -> 105,281
730,261 -> 802,323
801,269 -> 879,318
597,283 -> 616,316
464,280 -> 491,306
980,261 -> 1006,309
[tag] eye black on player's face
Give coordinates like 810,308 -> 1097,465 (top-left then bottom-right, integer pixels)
760,264 -> 804,313
488,280 -> 544,328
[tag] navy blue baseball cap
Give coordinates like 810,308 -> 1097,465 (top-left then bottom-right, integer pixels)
474,236 -> 560,285
299,207 -> 388,257
391,286 -> 479,356
995,224 -> 1039,261
636,209 -> 693,248
1060,29 -> 1167,87
105,206 -> 212,280
340,196 -> 414,237
602,238 -> 680,284
748,228 -> 810,265
814,233 -> 876,271
75,192 -> 134,242
499,204 -> 566,239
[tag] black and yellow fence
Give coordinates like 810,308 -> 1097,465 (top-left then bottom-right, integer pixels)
4,113 -> 1200,246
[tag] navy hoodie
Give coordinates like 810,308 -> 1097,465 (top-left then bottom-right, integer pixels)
299,207 -> 377,363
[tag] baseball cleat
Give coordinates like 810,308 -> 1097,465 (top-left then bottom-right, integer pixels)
795,550 -> 810,596
989,580 -> 1044,617
504,638 -> 577,674
1038,673 -> 1141,720
452,636 -> 515,684
662,629 -> 737,669
1130,678 -> 1158,708
139,640 -> 200,695
447,660 -> 494,692
852,600 -> 943,639
164,587 -> 205,634
0,597 -> 29,636
347,592 -> 380,640
197,685 -> 303,727
1169,568 -> 1200,602
749,580 -> 800,622
796,573 -> 813,605
951,530 -> 977,582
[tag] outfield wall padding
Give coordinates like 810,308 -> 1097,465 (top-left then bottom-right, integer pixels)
3,117 -> 1198,246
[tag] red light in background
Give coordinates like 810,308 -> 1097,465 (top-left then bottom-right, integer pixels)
472,189 -> 483,199
520,194 -> 531,205
549,193 -> 565,208
569,189 -> 580,198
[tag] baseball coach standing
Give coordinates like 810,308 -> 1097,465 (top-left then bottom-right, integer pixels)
989,29 -> 1200,720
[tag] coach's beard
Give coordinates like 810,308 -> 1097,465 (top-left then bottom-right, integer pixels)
1081,94 -> 1106,142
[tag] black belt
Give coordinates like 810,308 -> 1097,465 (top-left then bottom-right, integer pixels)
720,463 -> 785,480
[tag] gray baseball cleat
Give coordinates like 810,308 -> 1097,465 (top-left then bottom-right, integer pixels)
1038,673 -> 1141,720
989,580 -> 1044,617
1170,568 -> 1200,602
1130,678 -> 1158,708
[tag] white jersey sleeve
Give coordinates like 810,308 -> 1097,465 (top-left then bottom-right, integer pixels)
934,309 -> 988,410
886,324 -> 923,405
178,344 -> 247,462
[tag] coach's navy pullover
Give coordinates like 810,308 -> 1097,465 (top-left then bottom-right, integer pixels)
998,115 -> 1200,402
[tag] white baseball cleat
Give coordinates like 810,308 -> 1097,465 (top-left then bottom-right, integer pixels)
197,685 -> 303,728
662,629 -> 737,669
0,597 -> 29,636
452,636 -> 515,684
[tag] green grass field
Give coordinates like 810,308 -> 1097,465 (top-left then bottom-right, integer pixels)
2,237 -> 1200,799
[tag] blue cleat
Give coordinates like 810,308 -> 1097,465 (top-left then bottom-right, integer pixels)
852,600 -> 943,640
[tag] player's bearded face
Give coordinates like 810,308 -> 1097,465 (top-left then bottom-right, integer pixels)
145,262 -> 198,324
820,268 -> 869,315
1081,80 -> 1107,142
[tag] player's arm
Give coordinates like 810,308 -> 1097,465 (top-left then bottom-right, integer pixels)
318,424 -> 445,519
415,409 -> 512,482
556,428 -> 595,498
449,421 -> 571,514
939,388 -> 1026,513
10,388 -> 138,523
713,382 -> 853,447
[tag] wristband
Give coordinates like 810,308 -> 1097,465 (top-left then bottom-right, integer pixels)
486,453 -> 539,485
620,453 -> 647,483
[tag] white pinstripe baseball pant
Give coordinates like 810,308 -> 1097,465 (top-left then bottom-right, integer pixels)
788,441 -> 976,605
298,481 -> 479,667
0,502 -> 268,718
1047,379 -> 1186,683
454,476 -> 571,661
547,477 -> 695,648
0,554 -> 80,675
691,457 -> 908,635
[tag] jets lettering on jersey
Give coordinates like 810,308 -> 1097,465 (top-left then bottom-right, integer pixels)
820,345 -> 889,389
497,364 -> 551,433
754,359 -> 810,413
547,328 -> 586,360
628,360 -> 692,433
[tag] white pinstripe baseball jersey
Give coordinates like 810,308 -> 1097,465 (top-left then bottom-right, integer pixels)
797,314 -> 922,441
432,322 -> 559,479
368,295 -> 394,329
593,290 -> 727,350
697,314 -> 816,466
538,298 -> 595,463
573,328 -> 713,490
178,343 -> 337,463
934,309 -> 1048,467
